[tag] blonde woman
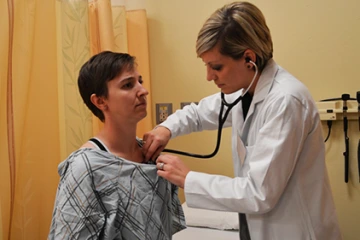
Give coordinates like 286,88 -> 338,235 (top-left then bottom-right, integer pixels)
143,2 -> 341,240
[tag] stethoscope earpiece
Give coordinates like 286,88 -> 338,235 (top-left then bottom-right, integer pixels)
245,57 -> 256,70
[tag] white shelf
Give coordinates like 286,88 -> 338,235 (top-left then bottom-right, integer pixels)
316,100 -> 359,121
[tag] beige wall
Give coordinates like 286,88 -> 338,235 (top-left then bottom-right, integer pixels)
145,0 -> 360,239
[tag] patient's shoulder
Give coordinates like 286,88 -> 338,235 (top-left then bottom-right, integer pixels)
80,141 -> 96,149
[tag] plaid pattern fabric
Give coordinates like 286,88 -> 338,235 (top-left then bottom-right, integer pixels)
48,148 -> 186,240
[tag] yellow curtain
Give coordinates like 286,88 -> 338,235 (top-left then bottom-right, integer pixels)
1,0 -> 60,239
0,0 -> 153,239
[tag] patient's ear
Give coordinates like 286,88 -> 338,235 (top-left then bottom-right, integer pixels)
90,93 -> 107,111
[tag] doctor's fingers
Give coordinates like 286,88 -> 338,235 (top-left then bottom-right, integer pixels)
156,155 -> 188,188
143,137 -> 168,161
156,155 -> 190,175
156,154 -> 177,165
142,133 -> 158,160
143,140 -> 165,161
142,132 -> 152,152
157,169 -> 185,188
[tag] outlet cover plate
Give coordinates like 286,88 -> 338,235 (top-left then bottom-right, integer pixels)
156,103 -> 173,124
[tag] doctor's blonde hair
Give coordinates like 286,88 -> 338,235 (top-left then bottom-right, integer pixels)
196,1 -> 273,71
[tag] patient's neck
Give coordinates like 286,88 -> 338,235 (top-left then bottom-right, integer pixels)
96,120 -> 144,163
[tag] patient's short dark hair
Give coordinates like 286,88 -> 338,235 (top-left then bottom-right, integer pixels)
78,51 -> 135,121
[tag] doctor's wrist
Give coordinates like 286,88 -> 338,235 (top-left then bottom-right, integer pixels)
155,125 -> 172,139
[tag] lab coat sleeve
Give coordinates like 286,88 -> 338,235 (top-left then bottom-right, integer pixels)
184,94 -> 314,214
160,92 -> 233,138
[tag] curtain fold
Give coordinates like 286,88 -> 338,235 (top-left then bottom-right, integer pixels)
112,5 -> 128,53
56,0 -> 92,160
90,0 -> 115,51
126,9 -> 153,136
1,0 -> 153,239
0,0 -> 11,239
88,0 -> 116,135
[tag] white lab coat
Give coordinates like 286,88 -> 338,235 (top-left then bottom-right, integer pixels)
160,59 -> 342,240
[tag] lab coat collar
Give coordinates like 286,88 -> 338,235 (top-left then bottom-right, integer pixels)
244,59 -> 279,119
253,59 -> 279,103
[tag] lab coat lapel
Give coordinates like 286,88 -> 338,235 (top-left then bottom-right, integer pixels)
242,59 -> 279,130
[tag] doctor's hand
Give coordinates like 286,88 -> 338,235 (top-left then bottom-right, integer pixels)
156,154 -> 190,189
143,126 -> 171,161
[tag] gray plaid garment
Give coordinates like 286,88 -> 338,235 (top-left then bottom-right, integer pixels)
48,147 -> 186,240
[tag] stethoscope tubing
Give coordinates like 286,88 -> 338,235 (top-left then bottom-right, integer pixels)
162,60 -> 258,158
162,97 -> 235,158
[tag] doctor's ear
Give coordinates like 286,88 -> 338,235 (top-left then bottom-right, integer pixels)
90,94 -> 108,111
243,50 -> 256,69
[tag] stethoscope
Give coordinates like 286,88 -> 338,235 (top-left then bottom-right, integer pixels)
162,57 -> 258,158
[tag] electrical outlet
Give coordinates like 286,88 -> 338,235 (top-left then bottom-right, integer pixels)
156,103 -> 173,124
180,102 -> 198,109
